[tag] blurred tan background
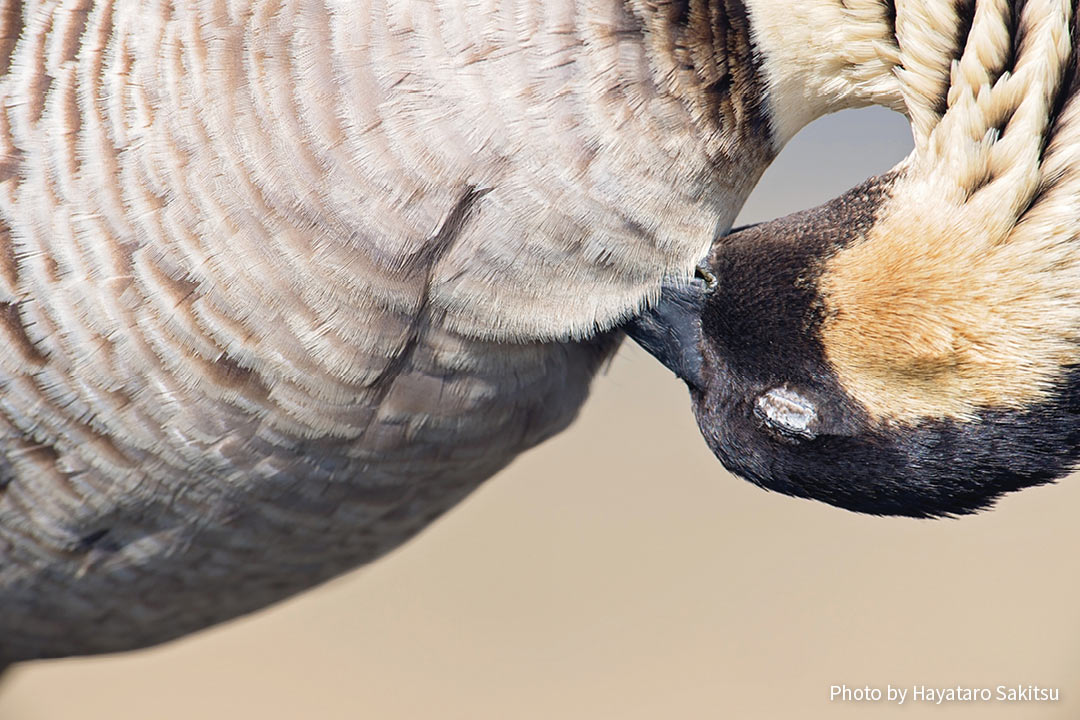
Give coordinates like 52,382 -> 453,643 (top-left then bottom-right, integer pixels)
3,107 -> 1079,719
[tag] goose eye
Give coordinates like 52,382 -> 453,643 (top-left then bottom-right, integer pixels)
754,387 -> 818,441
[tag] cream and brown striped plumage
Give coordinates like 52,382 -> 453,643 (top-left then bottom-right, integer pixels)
0,0 -> 909,662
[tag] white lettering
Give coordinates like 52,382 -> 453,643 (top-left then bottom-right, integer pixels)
836,683 -> 1058,705
997,685 -> 1061,702
829,685 -> 883,702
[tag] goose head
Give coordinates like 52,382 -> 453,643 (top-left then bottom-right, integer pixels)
629,2 -> 1080,517
630,174 -> 1080,518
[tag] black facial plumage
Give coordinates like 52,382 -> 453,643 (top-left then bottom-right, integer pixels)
626,178 -> 1080,518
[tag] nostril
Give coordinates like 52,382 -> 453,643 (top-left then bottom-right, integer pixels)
754,387 -> 819,441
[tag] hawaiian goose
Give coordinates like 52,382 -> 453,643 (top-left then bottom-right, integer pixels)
0,0 -> 1074,666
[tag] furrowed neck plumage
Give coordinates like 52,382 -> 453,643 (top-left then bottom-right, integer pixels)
743,0 -> 906,146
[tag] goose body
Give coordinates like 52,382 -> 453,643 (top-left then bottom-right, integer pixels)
0,0 -> 793,661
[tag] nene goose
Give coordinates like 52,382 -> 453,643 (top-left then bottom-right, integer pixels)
0,0 -> 1067,665
631,0 -> 1080,516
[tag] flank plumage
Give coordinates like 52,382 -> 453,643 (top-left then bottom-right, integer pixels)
630,0 -> 1080,517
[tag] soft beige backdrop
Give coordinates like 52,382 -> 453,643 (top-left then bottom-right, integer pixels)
3,108 -> 1078,720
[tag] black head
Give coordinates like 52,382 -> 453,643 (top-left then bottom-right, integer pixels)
626,178 -> 1080,517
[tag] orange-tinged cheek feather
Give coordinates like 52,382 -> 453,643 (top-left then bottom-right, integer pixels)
819,203 -> 1078,425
